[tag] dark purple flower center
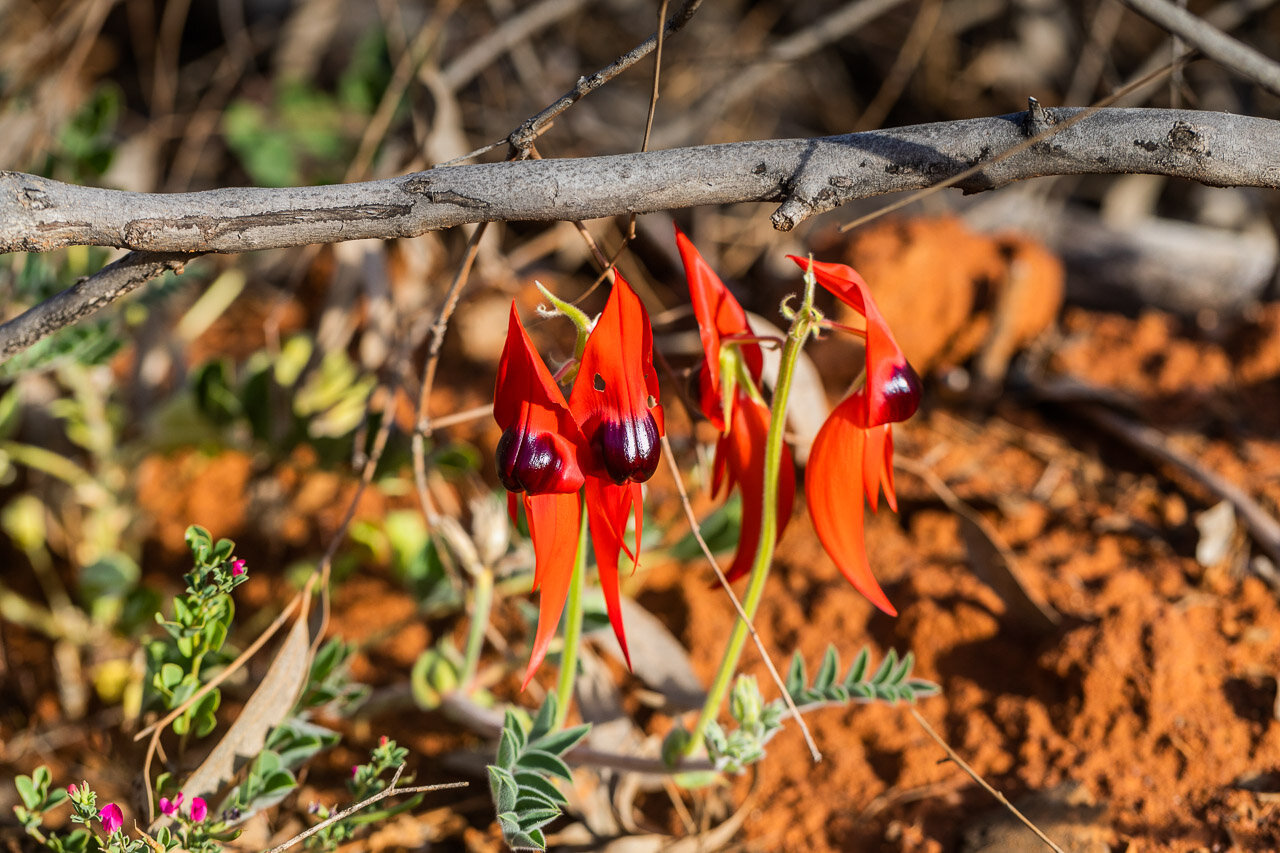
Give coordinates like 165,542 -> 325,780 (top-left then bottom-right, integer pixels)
881,361 -> 923,423
597,413 -> 660,484
496,429 -> 564,494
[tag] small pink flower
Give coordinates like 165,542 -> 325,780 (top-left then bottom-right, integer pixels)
379,735 -> 388,746
351,765 -> 360,777
67,784 -> 78,795
230,559 -> 247,577
159,793 -> 183,816
189,797 -> 207,823
98,803 -> 123,834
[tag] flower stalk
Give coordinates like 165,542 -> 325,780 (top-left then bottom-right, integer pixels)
553,511 -> 590,730
685,266 -> 822,756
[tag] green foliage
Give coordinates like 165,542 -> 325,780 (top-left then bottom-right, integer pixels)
410,638 -> 465,711
784,645 -> 939,706
42,84 -> 120,181
670,493 -> 743,561
691,645 -> 939,775
178,335 -> 378,464
486,694 -> 589,851
144,526 -> 247,737
0,249 -> 124,375
217,638 -> 365,823
221,29 -> 391,186
303,738 -> 421,850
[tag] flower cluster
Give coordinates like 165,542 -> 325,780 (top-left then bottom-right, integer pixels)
494,274 -> 663,686
159,791 -> 208,823
677,228 -> 921,614
496,232 -> 920,683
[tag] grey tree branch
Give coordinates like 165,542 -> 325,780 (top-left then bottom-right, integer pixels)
0,251 -> 201,361
1119,0 -> 1280,96
5,106 -> 1280,362
5,107 -> 1280,259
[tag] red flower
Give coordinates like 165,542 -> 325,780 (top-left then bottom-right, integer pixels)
789,256 -> 921,616
568,274 -> 664,668
677,226 -> 795,582
496,278 -> 663,684
494,304 -> 587,687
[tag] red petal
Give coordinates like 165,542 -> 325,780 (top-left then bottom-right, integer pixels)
880,425 -> 898,513
806,396 -> 897,616
720,393 -> 796,583
570,275 -> 664,484
676,226 -> 762,427
584,477 -> 636,669
788,256 -> 921,428
522,491 -> 583,689
495,303 -> 585,494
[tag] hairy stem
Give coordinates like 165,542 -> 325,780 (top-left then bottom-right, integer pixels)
553,510 -> 589,729
685,272 -> 820,756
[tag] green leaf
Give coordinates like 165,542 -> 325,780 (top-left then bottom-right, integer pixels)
503,708 -> 527,752
504,829 -> 544,851
529,723 -> 589,757
785,652 -> 806,696
514,772 -> 567,806
497,727 -> 520,771
44,788 -> 68,809
515,749 -> 573,782
517,808 -> 562,832
844,646 -> 871,686
528,695 -> 557,743
907,678 -> 941,697
14,775 -> 38,810
869,648 -> 898,685
813,646 -> 839,692
488,766 -> 518,814
514,793 -> 559,813
890,651 -> 915,686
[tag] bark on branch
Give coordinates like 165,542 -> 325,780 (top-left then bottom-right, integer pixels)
4,106 -> 1280,257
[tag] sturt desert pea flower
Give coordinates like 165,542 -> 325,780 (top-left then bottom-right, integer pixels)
568,274 -> 664,669
676,227 -> 795,582
98,803 -> 124,834
789,255 -> 922,616
494,303 -> 588,687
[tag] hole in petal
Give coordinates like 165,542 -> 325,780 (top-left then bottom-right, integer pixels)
594,373 -> 606,392
647,394 -> 657,408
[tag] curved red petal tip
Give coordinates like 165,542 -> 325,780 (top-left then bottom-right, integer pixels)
584,478 -> 636,669
676,225 -> 763,427
495,303 -> 586,496
788,255 -> 921,428
570,275 -> 664,485
521,491 -> 583,690
806,397 -> 898,616
720,393 -> 796,584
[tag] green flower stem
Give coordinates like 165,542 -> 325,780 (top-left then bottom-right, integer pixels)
685,269 -> 821,757
460,566 -> 495,689
553,508 -> 590,730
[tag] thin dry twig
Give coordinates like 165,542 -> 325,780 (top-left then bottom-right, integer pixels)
1118,0 -> 1280,95
506,0 -> 702,153
909,707 -> 1067,853
659,435 -> 821,763
263,764 -> 469,853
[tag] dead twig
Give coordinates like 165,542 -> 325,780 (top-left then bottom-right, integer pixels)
910,707 -> 1067,853
506,0 -> 702,154
263,764 -> 468,853
1118,0 -> 1280,96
